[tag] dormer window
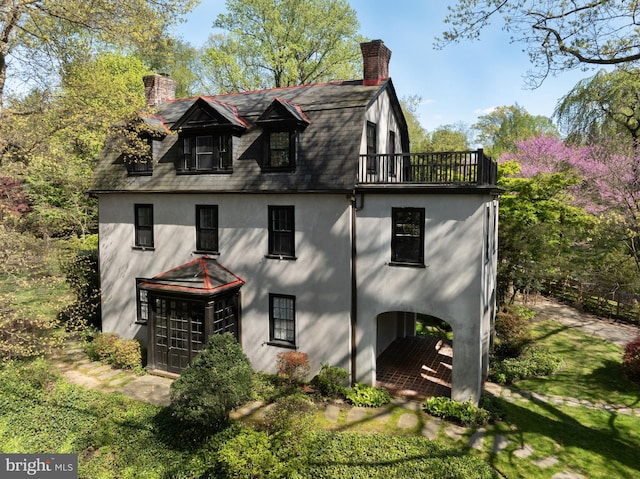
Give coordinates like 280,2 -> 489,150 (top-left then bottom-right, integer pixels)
126,137 -> 154,175
266,130 -> 295,169
171,97 -> 248,175
181,134 -> 232,172
257,98 -> 310,173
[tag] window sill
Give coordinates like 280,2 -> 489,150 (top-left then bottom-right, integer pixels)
260,167 -> 296,173
134,321 -> 148,326
266,341 -> 297,350
176,169 -> 233,175
194,250 -> 220,256
127,171 -> 153,176
132,246 -> 155,251
265,254 -> 297,261
388,261 -> 426,268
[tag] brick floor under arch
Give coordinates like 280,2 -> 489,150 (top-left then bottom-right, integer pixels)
375,335 -> 452,400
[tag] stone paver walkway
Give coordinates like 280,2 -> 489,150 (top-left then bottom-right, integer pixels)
49,340 -> 173,406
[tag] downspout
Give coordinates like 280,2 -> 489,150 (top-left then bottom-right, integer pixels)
350,190 -> 363,385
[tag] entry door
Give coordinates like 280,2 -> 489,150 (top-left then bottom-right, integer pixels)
151,297 -> 204,374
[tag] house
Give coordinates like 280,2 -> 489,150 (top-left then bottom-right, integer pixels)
92,40 -> 499,404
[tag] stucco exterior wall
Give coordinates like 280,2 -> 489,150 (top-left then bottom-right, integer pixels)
98,192 -> 353,375
353,192 -> 496,402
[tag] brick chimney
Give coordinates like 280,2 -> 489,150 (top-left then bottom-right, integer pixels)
143,73 -> 177,107
360,40 -> 392,86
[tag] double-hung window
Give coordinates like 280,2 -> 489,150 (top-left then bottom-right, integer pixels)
388,130 -> 396,177
269,294 -> 296,346
196,205 -> 219,253
268,206 -> 295,258
391,207 -> 425,266
181,134 -> 232,172
366,121 -> 377,174
266,130 -> 295,169
134,204 -> 154,248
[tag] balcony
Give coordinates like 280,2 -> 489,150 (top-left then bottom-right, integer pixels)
358,149 -> 497,187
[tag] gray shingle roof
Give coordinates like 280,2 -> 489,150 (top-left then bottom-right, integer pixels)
92,79 -> 404,193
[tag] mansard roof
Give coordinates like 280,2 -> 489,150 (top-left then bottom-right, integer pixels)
92,78 -> 407,194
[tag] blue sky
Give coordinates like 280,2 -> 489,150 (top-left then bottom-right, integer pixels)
176,1 -> 595,134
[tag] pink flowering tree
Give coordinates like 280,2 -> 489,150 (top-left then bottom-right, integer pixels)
499,134 -> 640,299
498,134 -> 601,301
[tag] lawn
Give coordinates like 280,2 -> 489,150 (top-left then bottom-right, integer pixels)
464,319 -> 640,479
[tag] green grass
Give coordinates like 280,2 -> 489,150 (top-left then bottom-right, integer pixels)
465,319 -> 640,479
518,320 -> 640,407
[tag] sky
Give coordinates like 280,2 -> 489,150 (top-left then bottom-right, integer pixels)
176,1 -> 596,134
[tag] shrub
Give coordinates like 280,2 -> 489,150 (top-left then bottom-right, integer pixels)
276,351 -> 310,387
262,394 -> 317,435
85,332 -> 118,362
170,333 -> 253,433
492,304 -> 533,358
85,332 -> 143,371
623,335 -> 640,383
423,396 -> 490,427
311,364 -> 348,398
60,246 -> 101,330
217,426 -> 282,479
110,338 -> 143,370
490,347 -> 562,384
345,383 -> 391,407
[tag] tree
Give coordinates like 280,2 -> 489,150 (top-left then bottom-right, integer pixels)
555,68 -> 640,146
401,95 -> 430,152
497,151 -> 594,303
136,37 -> 201,98
0,0 -> 197,109
427,123 -> 470,152
201,0 -> 362,92
473,105 -> 557,158
501,133 -> 640,295
438,1 -> 640,85
1,52 -> 151,237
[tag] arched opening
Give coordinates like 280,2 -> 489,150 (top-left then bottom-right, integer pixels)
375,311 -> 453,400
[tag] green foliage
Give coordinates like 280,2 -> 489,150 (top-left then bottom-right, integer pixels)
276,350 -> 310,387
0,290 -> 61,361
497,163 -> 594,303
202,0 -> 361,92
218,426 -> 282,479
303,431 -> 499,478
492,305 -> 533,359
473,104 -> 557,158
312,364 -> 348,399
428,123 -> 470,152
60,246 -> 100,329
84,332 -> 143,371
555,68 -> 640,144
262,394 -> 317,435
345,383 -> 391,407
170,333 -> 253,433
623,335 -> 640,383
423,396 -> 490,427
490,347 -> 562,384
